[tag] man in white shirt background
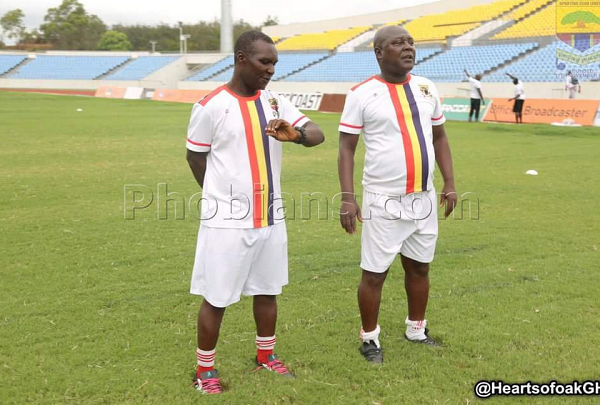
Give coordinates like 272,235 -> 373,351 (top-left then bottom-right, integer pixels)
506,73 -> 525,124
565,71 -> 581,99
464,69 -> 485,122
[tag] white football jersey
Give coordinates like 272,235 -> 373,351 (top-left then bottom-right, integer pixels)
339,74 -> 445,196
187,85 -> 310,228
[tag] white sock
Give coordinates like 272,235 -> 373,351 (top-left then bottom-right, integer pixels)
196,348 -> 215,369
360,325 -> 381,348
405,318 -> 427,340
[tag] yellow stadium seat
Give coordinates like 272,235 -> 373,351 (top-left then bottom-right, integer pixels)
507,0 -> 554,21
403,0 -> 525,42
276,27 -> 371,51
494,3 -> 556,39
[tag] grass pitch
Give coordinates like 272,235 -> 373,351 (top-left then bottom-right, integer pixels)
1,92 -> 599,404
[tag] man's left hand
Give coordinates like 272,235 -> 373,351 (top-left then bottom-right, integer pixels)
440,185 -> 458,218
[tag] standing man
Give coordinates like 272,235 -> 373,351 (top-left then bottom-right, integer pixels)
464,69 -> 485,122
506,73 -> 525,124
186,30 -> 324,393
565,71 -> 581,99
338,26 -> 457,364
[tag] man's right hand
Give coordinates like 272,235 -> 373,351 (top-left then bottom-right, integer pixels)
340,199 -> 362,235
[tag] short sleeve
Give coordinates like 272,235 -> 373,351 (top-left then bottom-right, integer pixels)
278,94 -> 311,128
430,84 -> 446,126
186,103 -> 213,152
338,90 -> 363,135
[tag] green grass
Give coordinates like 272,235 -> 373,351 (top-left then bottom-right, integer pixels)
1,92 -> 599,404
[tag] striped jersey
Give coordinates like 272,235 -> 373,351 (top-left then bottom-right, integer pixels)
186,85 -> 310,228
339,74 -> 445,196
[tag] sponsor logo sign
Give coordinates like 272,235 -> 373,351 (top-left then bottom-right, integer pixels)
279,92 -> 323,110
483,98 -> 599,126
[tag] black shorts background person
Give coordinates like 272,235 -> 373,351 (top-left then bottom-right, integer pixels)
507,73 -> 525,124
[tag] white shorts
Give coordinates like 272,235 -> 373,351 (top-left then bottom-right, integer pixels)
190,222 -> 288,307
360,188 -> 438,273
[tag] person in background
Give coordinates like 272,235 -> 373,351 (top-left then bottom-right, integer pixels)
565,71 -> 581,99
464,69 -> 485,122
506,73 -> 525,124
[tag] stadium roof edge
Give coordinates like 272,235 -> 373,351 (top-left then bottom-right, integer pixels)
262,0 -> 501,37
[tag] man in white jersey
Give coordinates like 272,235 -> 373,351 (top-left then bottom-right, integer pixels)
338,26 -> 457,364
186,30 -> 324,393
464,69 -> 485,122
565,71 -> 581,99
506,73 -> 525,124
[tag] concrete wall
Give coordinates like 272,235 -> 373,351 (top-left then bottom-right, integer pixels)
179,80 -> 600,100
263,0 -> 500,37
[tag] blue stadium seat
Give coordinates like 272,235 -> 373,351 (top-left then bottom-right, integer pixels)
272,52 -> 328,80
8,56 -> 130,80
284,48 -> 441,82
186,56 -> 234,81
0,55 -> 26,75
485,41 -> 600,82
209,67 -> 234,82
187,52 -> 329,82
105,56 -> 180,80
412,43 -> 538,82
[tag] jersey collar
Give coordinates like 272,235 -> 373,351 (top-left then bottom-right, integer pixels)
374,74 -> 412,86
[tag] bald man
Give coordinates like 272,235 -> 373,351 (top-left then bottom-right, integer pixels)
338,26 -> 457,363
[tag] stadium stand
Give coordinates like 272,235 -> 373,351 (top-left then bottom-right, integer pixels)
271,52 -> 329,80
7,55 -> 130,80
188,52 -> 329,82
0,55 -> 26,76
412,42 -> 538,82
0,0 -> 589,87
285,47 -> 442,82
105,56 -> 180,80
506,0 -> 555,21
485,41 -> 600,82
493,2 -> 556,39
402,0 -> 526,42
276,26 -> 372,50
186,56 -> 233,81
208,66 -> 234,82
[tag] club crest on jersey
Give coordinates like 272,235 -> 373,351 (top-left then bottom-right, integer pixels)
269,98 -> 280,118
419,85 -> 432,98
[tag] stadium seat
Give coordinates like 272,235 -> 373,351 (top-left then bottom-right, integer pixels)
412,43 -> 538,82
7,56 -> 130,80
276,27 -> 372,51
272,53 -> 328,80
186,56 -> 234,81
284,48 -> 442,82
0,55 -> 26,75
403,0 -> 526,42
485,41 -> 600,82
187,52 -> 329,82
505,0 -> 554,21
494,2 -> 556,39
105,56 -> 180,80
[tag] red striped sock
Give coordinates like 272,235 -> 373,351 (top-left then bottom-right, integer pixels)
196,348 -> 216,375
256,335 -> 276,364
